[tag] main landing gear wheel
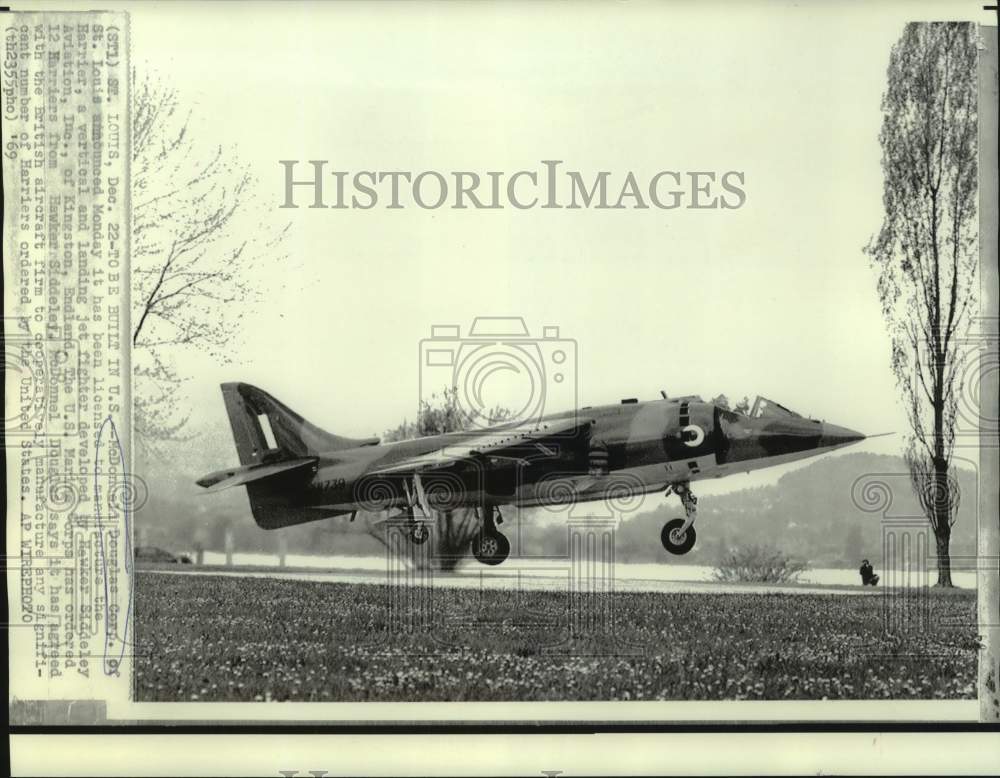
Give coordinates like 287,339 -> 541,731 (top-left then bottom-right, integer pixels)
472,530 -> 510,566
661,518 -> 696,555
472,503 -> 510,565
409,524 -> 430,545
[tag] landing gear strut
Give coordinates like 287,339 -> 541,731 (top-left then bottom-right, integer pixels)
472,503 -> 510,566
661,482 -> 698,555
401,475 -> 432,544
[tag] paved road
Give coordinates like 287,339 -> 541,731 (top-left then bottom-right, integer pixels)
144,565 -> 882,596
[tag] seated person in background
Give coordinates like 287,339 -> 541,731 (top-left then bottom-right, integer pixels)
859,559 -> 880,586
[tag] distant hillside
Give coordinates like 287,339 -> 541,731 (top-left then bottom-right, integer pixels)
136,451 -> 980,568
607,452 -> 980,567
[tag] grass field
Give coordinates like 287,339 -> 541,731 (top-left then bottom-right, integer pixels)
135,572 -> 978,702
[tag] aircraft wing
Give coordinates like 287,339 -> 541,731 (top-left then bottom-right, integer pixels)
369,417 -> 594,475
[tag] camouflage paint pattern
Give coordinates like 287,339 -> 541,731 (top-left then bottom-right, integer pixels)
197,383 -> 865,530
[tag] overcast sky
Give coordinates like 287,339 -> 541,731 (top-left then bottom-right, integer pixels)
44,0 -> 987,491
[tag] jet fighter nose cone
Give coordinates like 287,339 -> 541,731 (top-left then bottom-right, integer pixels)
819,423 -> 866,449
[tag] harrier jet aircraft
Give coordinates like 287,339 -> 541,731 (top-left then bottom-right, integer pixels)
197,383 -> 866,565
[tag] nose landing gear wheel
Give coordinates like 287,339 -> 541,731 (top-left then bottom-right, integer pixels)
472,531 -> 510,566
661,518 -> 696,555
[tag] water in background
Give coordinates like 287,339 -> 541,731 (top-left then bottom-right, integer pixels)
190,551 -> 977,589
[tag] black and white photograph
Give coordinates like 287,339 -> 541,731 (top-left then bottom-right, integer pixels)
3,0 -> 998,775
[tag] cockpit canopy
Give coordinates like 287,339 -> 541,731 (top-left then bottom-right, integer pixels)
748,396 -> 803,420
714,394 -> 805,420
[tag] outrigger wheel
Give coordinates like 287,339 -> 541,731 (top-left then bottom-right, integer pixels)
409,523 -> 430,545
660,518 -> 696,555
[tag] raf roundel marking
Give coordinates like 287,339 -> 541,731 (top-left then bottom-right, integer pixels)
682,424 -> 705,447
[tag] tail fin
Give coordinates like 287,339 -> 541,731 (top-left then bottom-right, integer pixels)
205,383 -> 376,530
221,382 -> 378,465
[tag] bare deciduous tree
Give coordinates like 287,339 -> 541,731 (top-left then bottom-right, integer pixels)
866,23 -> 979,586
131,71 -> 289,455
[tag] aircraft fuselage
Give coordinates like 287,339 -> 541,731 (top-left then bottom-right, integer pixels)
279,395 -> 863,521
